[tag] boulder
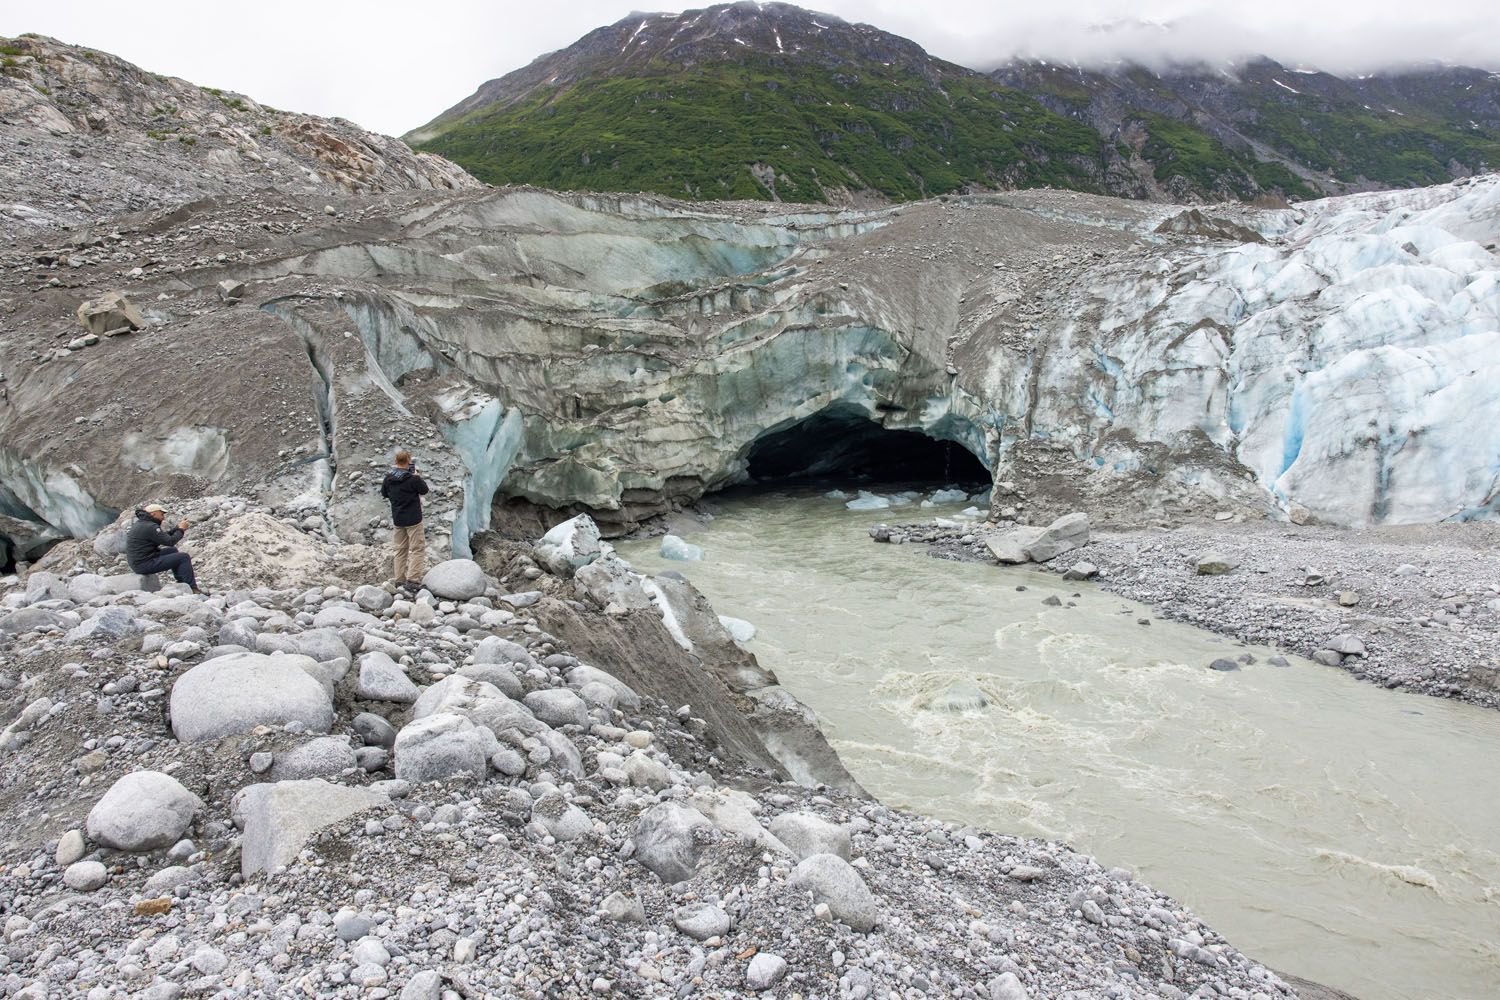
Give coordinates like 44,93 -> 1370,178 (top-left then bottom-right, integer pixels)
357,651 -> 420,703
85,771 -> 201,852
234,779 -> 386,876
768,812 -> 852,861
412,674 -> 505,719
456,663 -> 523,699
533,515 -> 603,577
633,803 -> 711,883
393,713 -> 495,784
65,607 -> 139,643
1061,562 -> 1098,581
1325,634 -> 1367,657
169,652 -> 334,742
77,290 -> 143,335
574,555 -> 652,611
530,792 -> 593,841
1196,552 -> 1239,575
985,528 -> 1042,564
63,860 -> 109,892
1023,513 -> 1090,562
473,635 -> 535,669
421,559 -> 487,600
216,278 -> 246,303
353,712 -> 397,748
789,853 -> 878,931
565,664 -> 641,709
311,606 -> 378,629
523,688 -> 590,728
0,607 -> 65,635
746,953 -> 788,992
269,736 -> 357,781
353,585 -> 393,612
295,628 -> 352,665
673,902 -> 730,941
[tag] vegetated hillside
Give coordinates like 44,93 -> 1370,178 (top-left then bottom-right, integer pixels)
408,2 -> 1114,203
993,58 -> 1500,200
409,2 -> 1500,206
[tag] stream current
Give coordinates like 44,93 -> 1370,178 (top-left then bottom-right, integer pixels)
617,490 -> 1500,1000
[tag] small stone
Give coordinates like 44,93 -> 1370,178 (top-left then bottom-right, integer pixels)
63,860 -> 109,891
746,952 -> 789,991
673,901 -> 731,941
55,828 -> 86,866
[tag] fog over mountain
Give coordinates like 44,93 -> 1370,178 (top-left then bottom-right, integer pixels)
2,0 -> 1496,135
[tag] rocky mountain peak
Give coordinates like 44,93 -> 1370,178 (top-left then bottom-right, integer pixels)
408,2 -> 956,143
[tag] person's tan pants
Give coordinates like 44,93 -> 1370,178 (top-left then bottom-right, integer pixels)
392,524 -> 426,582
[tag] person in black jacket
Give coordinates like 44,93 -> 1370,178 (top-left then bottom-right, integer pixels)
125,503 -> 201,593
380,450 -> 429,591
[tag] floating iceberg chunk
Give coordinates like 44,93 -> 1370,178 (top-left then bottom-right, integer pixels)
960,506 -> 983,517
929,488 -> 970,504
660,534 -> 704,561
845,491 -> 891,511
823,489 -> 850,500
920,680 -> 989,712
718,616 -> 756,643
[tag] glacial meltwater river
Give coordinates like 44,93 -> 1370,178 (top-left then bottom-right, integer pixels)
617,490 -> 1500,1000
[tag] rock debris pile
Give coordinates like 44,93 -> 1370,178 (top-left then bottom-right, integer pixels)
0,504 -> 1299,999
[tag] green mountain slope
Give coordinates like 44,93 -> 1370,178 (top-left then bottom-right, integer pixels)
420,61 -> 1106,202
411,3 -> 1500,205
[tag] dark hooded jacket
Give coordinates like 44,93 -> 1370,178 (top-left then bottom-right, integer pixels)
125,509 -> 184,571
381,467 -> 429,528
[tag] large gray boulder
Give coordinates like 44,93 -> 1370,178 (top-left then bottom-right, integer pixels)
421,559 -> 487,600
412,674 -> 505,719
565,664 -> 641,709
523,688 -> 590,729
295,628 -> 352,665
357,651 -> 420,703
0,607 -> 65,635
456,663 -> 523,699
234,779 -> 386,876
473,635 -> 535,669
269,736 -> 357,781
768,812 -> 852,861
169,653 -> 334,742
634,803 -> 711,883
65,607 -> 139,643
393,713 -> 495,784
85,771 -> 201,852
789,853 -> 878,931
573,555 -> 652,611
985,527 -> 1043,565
1023,513 -> 1090,563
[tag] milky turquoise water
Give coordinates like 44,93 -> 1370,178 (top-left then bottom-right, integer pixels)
619,491 -> 1500,1000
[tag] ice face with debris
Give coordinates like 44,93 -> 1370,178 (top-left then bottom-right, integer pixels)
997,175 -> 1500,526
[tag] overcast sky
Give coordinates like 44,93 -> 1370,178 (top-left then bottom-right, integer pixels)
4,1 -> 1497,136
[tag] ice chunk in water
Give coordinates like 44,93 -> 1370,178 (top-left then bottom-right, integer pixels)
929,488 -> 970,504
660,534 -> 704,561
921,680 -> 989,712
845,491 -> 891,511
718,615 -> 756,643
824,489 -> 851,500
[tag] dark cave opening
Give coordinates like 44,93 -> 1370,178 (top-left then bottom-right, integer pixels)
745,404 -> 991,486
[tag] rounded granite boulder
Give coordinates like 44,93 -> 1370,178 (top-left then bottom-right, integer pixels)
169,652 -> 334,742
85,770 -> 202,852
421,559 -> 488,600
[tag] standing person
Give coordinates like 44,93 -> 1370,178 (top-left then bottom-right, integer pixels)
126,503 -> 202,594
381,450 -> 429,591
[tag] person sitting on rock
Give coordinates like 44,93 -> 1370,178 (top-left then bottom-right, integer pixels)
126,503 -> 202,593
381,450 -> 429,592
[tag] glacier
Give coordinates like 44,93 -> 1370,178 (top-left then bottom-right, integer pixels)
1,177 -> 1496,561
